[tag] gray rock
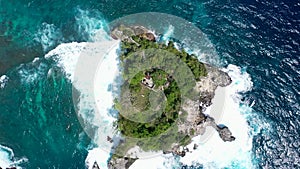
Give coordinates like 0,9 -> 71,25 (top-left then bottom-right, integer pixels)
216,125 -> 236,142
108,157 -> 138,169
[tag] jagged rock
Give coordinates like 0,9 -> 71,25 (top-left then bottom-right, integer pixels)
193,143 -> 198,150
107,136 -> 113,143
111,25 -> 155,42
108,157 -> 138,169
92,161 -> 100,169
197,64 -> 232,108
216,125 -> 236,142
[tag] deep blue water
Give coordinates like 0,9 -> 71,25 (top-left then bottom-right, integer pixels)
0,0 -> 299,168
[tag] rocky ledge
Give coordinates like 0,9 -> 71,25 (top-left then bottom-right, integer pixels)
107,25 -> 235,169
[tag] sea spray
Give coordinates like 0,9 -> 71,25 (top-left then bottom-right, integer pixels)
128,64 -> 255,169
45,40 -> 122,169
161,25 -> 174,42
75,8 -> 110,42
0,145 -> 28,169
34,23 -> 62,52
178,64 -> 254,168
0,75 -> 9,89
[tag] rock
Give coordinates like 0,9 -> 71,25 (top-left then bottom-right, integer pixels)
92,161 -> 100,169
108,157 -> 138,169
216,125 -> 236,142
107,136 -> 113,143
111,25 -> 155,42
197,64 -> 232,107
193,143 -> 198,150
140,32 -> 156,41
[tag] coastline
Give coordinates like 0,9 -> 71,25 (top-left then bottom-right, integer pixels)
107,25 -> 236,169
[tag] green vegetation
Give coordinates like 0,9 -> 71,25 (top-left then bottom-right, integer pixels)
115,34 -> 207,140
120,36 -> 207,79
113,125 -> 189,155
117,68 -> 181,138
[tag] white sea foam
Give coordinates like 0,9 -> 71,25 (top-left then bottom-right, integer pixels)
0,75 -> 9,88
45,40 -> 121,169
43,9 -> 119,168
17,58 -> 48,85
43,12 -> 257,168
0,144 -> 27,169
85,148 -> 112,169
129,64 -> 255,169
34,23 -> 62,51
130,154 -> 180,169
178,64 -> 254,168
75,8 -> 110,42
44,13 -> 122,167
161,25 -> 174,42
45,42 -> 86,81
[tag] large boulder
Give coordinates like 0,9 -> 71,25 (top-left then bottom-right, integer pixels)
216,125 -> 236,142
108,157 -> 138,169
111,25 -> 155,42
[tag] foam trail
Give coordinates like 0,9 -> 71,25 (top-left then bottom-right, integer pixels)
161,25 -> 174,42
45,41 -> 121,169
129,64 -> 256,169
44,9 -> 121,168
34,23 -> 62,51
0,75 -> 9,88
17,57 -> 49,86
75,8 -> 110,42
0,145 -> 28,169
179,64 -> 254,168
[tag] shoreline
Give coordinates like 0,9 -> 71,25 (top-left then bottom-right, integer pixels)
107,25 -> 235,169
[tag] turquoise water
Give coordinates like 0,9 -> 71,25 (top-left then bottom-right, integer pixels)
1,0 -> 299,168
0,57 -> 90,168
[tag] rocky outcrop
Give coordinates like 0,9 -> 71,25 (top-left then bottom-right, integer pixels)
108,25 -> 235,169
111,25 -> 155,42
108,157 -> 137,169
197,64 -> 232,108
216,125 -> 236,142
195,116 -> 235,142
92,161 -> 100,169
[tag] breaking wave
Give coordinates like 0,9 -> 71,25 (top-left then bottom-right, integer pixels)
0,75 -> 9,89
0,145 -> 28,169
44,11 -> 120,168
41,9 -> 261,169
75,8 -> 110,42
34,23 -> 63,52
130,64 -> 260,169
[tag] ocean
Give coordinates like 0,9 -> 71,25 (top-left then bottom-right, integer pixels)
0,0 -> 299,168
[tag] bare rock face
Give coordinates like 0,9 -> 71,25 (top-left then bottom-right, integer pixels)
197,64 -> 231,108
199,116 -> 235,142
108,157 -> 138,169
92,161 -> 100,169
216,125 -> 236,142
111,25 -> 155,42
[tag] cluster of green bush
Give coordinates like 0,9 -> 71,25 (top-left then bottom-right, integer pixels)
116,35 -> 207,139
120,35 -> 207,79
117,69 -> 181,138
